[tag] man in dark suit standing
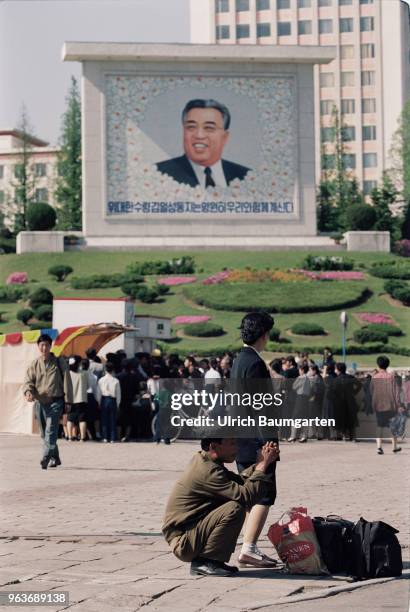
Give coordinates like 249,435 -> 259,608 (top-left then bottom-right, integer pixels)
156,99 -> 251,188
231,312 -> 279,568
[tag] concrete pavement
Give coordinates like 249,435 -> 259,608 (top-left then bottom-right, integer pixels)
0,435 -> 408,611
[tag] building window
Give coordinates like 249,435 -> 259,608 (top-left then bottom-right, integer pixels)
298,0 -> 311,7
341,98 -> 355,114
236,0 -> 249,10
362,125 -> 376,140
35,163 -> 47,177
362,98 -> 376,113
360,16 -> 374,31
340,18 -> 353,33
319,19 -> 333,34
319,0 -> 332,5
216,0 -> 230,12
360,0 -> 374,3
340,45 -> 354,59
363,180 -> 377,194
298,20 -> 312,35
361,43 -> 375,59
14,164 -> 24,179
0,165 -> 3,179
342,154 -> 356,169
361,70 -> 375,86
342,126 -> 356,141
256,0 -> 270,9
157,322 -> 164,331
277,0 -> 290,7
339,0 -> 352,4
321,127 -> 334,142
322,154 -> 336,170
236,24 -> 250,38
216,25 -> 230,39
0,191 -> 4,204
341,71 -> 355,87
278,21 -> 291,36
15,189 -> 24,204
35,188 -> 48,202
363,152 -> 377,168
320,99 -> 334,115
320,72 -> 335,87
257,22 -> 271,36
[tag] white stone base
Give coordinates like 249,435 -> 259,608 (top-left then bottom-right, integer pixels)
344,231 -> 390,252
17,231 -> 64,254
83,235 -> 342,251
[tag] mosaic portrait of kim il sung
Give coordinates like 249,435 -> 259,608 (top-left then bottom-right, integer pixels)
105,74 -> 297,217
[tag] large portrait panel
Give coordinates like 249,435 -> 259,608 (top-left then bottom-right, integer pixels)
105,74 -> 298,218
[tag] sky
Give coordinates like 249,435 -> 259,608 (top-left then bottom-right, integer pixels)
0,0 -> 190,145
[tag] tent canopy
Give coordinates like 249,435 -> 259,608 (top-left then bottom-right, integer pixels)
53,323 -> 136,357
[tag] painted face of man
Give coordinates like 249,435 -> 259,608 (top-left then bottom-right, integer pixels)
183,107 -> 229,167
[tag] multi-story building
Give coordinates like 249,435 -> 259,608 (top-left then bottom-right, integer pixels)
191,0 -> 410,194
0,130 -> 60,221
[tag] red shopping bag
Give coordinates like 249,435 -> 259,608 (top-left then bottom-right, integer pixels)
268,507 -> 328,575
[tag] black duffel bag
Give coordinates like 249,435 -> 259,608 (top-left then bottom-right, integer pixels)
313,515 -> 355,574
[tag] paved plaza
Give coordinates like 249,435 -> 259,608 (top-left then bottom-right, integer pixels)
0,435 -> 409,611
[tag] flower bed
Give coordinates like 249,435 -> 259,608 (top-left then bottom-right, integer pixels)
203,269 -> 305,284
357,312 -> 395,325
158,276 -> 197,286
202,271 -> 231,285
6,272 -> 28,285
173,315 -> 211,324
299,270 -> 365,281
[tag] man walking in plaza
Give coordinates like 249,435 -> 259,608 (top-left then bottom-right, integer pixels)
23,334 -> 73,469
162,438 -> 279,577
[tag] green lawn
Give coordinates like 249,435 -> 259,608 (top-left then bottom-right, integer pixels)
0,250 -> 409,367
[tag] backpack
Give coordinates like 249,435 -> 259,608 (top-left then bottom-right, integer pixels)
313,515 -> 355,574
347,517 -> 402,580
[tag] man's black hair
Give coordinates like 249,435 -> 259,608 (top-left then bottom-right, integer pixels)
105,362 -> 115,374
336,362 -> 347,374
270,358 -> 282,374
299,364 -> 309,375
201,438 -> 223,451
86,347 -> 97,359
37,334 -> 52,346
182,99 -> 231,130
376,355 -> 390,370
239,312 -> 274,345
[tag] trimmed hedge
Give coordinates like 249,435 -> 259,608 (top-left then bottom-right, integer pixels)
302,255 -> 354,272
370,262 -> 410,280
16,308 -> 34,325
183,322 -> 225,337
269,328 -> 281,341
364,323 -> 403,337
126,256 -> 195,276
347,204 -> 377,231
26,202 -> 56,231
48,265 -> 73,282
34,304 -> 53,322
0,237 -> 16,254
291,322 -> 326,336
71,273 -> 130,289
183,282 -> 370,313
29,287 -> 53,309
29,321 -> 52,330
353,329 -> 388,345
384,279 -> 410,305
0,285 -> 29,303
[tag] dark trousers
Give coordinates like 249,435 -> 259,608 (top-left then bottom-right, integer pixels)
35,399 -> 64,460
101,396 -> 117,441
171,501 -> 246,563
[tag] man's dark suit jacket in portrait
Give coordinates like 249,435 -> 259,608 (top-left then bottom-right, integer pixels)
156,154 -> 250,187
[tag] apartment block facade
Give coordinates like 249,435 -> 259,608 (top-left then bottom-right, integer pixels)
191,0 -> 410,192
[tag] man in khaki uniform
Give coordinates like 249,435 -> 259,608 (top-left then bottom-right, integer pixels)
23,334 -> 73,469
162,438 -> 279,577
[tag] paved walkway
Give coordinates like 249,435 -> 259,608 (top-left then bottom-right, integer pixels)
0,435 -> 408,611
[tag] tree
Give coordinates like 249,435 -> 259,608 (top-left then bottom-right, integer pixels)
10,104 -> 37,232
55,76 -> 82,230
370,172 -> 400,240
388,99 -> 410,238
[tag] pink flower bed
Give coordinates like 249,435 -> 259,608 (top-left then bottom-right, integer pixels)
299,270 -> 365,281
6,272 -> 28,285
202,271 -> 231,285
357,313 -> 395,325
158,276 -> 197,286
173,315 -> 211,324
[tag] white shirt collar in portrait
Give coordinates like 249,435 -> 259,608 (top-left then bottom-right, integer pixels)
189,159 -> 227,188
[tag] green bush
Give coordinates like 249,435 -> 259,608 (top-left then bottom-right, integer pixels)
370,262 -> 410,279
34,304 -> 53,322
353,328 -> 388,344
121,283 -> 159,303
267,342 -> 387,355
269,328 -> 281,341
291,322 -> 326,336
71,273 -> 128,289
302,255 -> 354,271
29,287 -> 53,309
16,308 -> 34,325
347,204 -> 377,231
0,237 -> 16,254
384,279 -> 410,304
155,283 -> 171,296
183,282 -> 370,313
364,323 -> 403,337
26,202 -> 56,231
29,321 -> 52,330
126,256 -> 195,276
0,285 -> 29,302
48,265 -> 73,282
184,322 -> 225,337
